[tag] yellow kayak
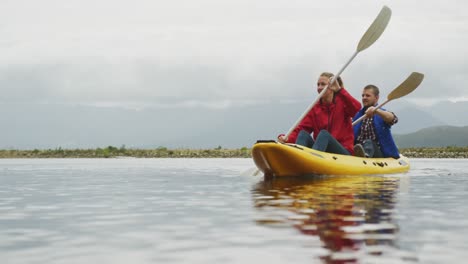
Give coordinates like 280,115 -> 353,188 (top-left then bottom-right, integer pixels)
252,141 -> 409,177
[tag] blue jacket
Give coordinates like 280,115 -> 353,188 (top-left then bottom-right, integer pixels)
353,108 -> 400,158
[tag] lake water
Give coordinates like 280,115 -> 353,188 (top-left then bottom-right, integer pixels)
1,158 -> 467,264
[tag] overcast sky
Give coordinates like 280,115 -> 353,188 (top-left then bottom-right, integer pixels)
1,0 -> 467,109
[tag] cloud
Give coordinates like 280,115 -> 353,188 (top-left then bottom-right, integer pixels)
0,0 -> 467,106
1,0 -> 468,148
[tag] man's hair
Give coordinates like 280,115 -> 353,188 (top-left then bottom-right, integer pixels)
363,84 -> 379,96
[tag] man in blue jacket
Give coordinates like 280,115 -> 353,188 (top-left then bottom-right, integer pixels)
353,85 -> 400,158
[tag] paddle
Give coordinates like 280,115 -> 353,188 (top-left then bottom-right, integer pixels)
246,6 -> 392,177
284,5 -> 392,139
352,72 -> 425,126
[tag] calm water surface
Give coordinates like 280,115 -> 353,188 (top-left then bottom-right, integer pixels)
1,158 -> 467,264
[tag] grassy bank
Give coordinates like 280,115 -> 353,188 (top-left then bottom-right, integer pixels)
0,146 -> 467,159
0,146 -> 252,158
400,146 -> 468,158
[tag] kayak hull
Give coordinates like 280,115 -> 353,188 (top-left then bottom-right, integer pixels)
252,141 -> 409,177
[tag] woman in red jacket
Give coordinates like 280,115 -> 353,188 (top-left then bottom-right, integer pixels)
278,72 -> 361,155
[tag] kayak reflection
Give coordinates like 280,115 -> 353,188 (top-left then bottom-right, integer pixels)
252,175 -> 405,263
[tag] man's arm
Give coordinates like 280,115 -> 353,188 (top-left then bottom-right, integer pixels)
365,107 -> 398,125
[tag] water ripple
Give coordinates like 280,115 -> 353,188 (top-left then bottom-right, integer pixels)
0,158 -> 468,263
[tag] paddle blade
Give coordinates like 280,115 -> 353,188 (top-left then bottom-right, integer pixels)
357,6 -> 392,52
240,167 -> 262,177
387,72 -> 425,100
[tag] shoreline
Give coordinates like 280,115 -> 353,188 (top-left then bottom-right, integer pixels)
0,146 -> 467,159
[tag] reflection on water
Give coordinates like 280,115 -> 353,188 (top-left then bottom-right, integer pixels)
253,175 -> 416,263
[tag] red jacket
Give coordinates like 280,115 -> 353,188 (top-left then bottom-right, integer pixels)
287,88 -> 361,154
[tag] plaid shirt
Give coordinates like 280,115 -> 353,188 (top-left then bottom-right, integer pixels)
356,111 -> 398,145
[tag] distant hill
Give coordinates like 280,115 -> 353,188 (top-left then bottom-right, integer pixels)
389,100 -> 468,134
0,100 -> 466,149
390,105 -> 446,134
395,126 -> 468,148
429,101 -> 468,125
0,101 -> 304,149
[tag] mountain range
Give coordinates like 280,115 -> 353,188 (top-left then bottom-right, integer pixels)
0,100 -> 467,149
394,126 -> 468,148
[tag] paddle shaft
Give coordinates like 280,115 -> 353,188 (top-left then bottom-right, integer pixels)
285,51 -> 358,138
284,6 -> 391,139
352,99 -> 390,126
352,72 -> 425,126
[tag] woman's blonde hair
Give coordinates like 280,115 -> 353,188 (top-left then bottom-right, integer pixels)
320,72 -> 343,88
